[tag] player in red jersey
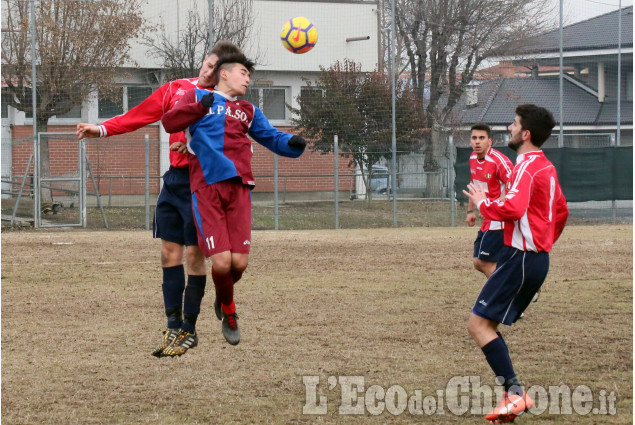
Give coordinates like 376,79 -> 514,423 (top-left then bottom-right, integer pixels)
467,123 -> 513,278
76,41 -> 242,357
463,104 -> 569,424
161,53 -> 306,345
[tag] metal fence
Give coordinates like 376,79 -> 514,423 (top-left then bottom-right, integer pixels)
2,131 -> 630,230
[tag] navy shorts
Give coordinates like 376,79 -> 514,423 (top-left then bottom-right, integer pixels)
472,248 -> 549,326
153,167 -> 198,246
473,230 -> 506,263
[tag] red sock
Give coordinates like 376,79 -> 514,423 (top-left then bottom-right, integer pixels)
231,269 -> 244,285
221,300 -> 236,315
212,268 -> 234,307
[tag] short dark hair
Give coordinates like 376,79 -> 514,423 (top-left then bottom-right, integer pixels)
470,123 -> 491,138
515,104 -> 556,147
213,53 -> 256,81
208,40 -> 241,57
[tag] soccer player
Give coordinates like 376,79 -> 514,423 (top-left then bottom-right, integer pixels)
466,123 -> 513,279
76,41 -> 242,357
463,104 -> 569,424
161,53 -> 306,346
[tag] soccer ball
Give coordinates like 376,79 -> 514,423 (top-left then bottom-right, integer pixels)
280,17 -> 318,54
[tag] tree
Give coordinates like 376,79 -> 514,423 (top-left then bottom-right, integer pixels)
146,0 -> 259,83
380,0 -> 554,195
1,0 -> 147,199
291,59 -> 424,201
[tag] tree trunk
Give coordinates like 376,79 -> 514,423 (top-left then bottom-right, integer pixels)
36,117 -> 52,202
423,129 -> 447,198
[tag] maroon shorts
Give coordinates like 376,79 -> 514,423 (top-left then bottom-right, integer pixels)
191,180 -> 251,258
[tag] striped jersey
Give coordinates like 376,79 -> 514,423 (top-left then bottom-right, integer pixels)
470,147 -> 513,231
477,150 -> 568,253
161,88 -> 304,192
97,78 -> 212,168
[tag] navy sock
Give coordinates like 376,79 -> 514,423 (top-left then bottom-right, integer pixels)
496,332 -> 508,353
162,265 -> 185,329
182,274 -> 206,333
481,337 -> 522,395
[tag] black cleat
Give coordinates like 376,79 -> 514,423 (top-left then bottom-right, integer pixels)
152,328 -> 180,358
221,311 -> 240,345
162,329 -> 198,357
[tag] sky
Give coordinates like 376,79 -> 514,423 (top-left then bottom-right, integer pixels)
556,0 -> 633,24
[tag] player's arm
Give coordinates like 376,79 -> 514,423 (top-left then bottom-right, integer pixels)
553,183 -> 569,242
248,107 -> 306,157
463,170 -> 530,222
466,196 -> 476,226
161,89 -> 209,134
75,83 -> 171,140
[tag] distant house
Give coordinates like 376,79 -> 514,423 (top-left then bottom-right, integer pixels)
1,0 -> 380,198
452,6 -> 633,148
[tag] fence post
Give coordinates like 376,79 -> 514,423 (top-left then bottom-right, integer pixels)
145,134 -> 150,230
334,135 -> 339,229
274,154 -> 279,230
448,135 -> 456,227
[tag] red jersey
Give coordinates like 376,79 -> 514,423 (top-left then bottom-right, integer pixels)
477,150 -> 568,253
470,147 -> 513,231
97,78 -> 212,168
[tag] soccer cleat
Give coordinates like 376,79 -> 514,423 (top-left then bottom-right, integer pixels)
221,311 -> 240,345
485,393 -> 533,423
214,297 -> 222,321
161,329 -> 199,357
151,328 -> 180,358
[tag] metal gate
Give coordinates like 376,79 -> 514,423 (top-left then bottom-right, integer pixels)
34,132 -> 86,228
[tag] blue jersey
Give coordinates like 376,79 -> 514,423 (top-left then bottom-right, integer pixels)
164,88 -> 303,192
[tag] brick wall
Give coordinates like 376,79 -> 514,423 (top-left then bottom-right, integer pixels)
10,124 -> 355,196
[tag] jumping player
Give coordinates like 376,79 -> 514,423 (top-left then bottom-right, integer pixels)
466,123 -> 513,279
76,41 -> 242,357
161,53 -> 306,345
463,104 -> 569,424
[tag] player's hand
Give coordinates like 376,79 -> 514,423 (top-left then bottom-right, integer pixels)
466,211 -> 476,227
76,123 -> 100,139
201,93 -> 214,108
462,182 -> 487,208
288,135 -> 307,150
170,142 -> 189,154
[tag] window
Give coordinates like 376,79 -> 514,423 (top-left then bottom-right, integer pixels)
55,104 -> 82,119
1,89 -> 8,119
98,87 -> 124,118
127,86 -> 153,109
242,87 -> 288,121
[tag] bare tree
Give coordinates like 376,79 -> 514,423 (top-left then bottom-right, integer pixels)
146,0 -> 260,83
380,0 -> 554,195
291,60 -> 424,201
1,0 -> 147,199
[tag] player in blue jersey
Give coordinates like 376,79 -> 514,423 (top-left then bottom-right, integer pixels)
161,53 -> 306,345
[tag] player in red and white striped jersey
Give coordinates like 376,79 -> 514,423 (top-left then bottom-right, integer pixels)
467,123 -> 513,278
76,42 -> 243,357
463,104 -> 569,423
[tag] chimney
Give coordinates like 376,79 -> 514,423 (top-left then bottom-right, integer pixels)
466,81 -> 479,107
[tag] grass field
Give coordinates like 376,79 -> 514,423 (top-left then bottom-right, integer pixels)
1,225 -> 632,424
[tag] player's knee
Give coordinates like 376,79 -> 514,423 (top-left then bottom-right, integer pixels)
161,242 -> 184,267
232,257 -> 248,273
212,254 -> 232,275
473,258 -> 483,273
186,246 -> 206,270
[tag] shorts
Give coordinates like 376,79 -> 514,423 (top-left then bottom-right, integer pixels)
473,230 -> 506,263
153,167 -> 199,246
472,248 -> 550,326
191,179 -> 252,258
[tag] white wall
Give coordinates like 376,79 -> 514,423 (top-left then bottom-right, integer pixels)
130,0 -> 380,72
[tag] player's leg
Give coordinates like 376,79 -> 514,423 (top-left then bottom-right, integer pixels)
471,250 -> 545,421
151,168 -> 190,357
473,230 -> 503,278
215,182 -> 252,345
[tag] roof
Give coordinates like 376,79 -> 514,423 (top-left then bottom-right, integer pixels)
454,77 -> 632,126
518,6 -> 633,54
